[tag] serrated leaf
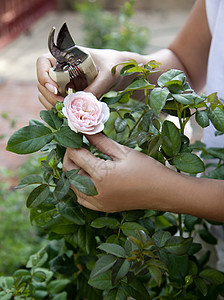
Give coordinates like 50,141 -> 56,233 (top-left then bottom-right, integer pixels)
121,279 -> 150,300
77,226 -> 95,254
199,269 -> 224,285
150,87 -> 169,116
158,69 -> 186,87
40,109 -> 63,130
114,117 -> 128,133
209,106 -> 224,133
196,110 -> 210,128
16,174 -> 43,189
161,120 -> 181,157
164,236 -> 193,255
194,277 -> 208,296
98,243 -> 126,258
26,184 -> 50,208
111,258 -> 130,285
67,173 -> 97,196
6,125 -> 54,154
58,202 -> 85,225
121,222 -> 148,237
55,126 -> 82,148
173,152 -> 205,174
53,178 -> 70,200
88,270 -> 113,290
153,230 -> 171,247
148,265 -> 162,286
90,255 -> 117,279
91,217 -> 120,229
172,93 -> 194,105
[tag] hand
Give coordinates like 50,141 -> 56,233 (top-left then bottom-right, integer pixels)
62,133 -> 172,212
36,48 -> 131,109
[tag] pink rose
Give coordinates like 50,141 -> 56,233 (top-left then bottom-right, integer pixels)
62,92 -> 110,135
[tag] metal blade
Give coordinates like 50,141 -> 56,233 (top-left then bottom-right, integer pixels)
56,23 -> 75,50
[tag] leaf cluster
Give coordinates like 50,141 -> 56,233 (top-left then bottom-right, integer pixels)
3,59 -> 224,299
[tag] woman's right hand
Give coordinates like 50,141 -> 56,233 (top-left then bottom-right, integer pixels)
36,48 -> 134,109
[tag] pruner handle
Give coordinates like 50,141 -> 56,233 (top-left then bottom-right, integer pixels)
49,49 -> 98,97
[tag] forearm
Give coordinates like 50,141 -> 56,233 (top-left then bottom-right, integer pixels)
142,163 -> 224,222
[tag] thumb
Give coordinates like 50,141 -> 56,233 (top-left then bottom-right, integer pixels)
85,133 -> 128,160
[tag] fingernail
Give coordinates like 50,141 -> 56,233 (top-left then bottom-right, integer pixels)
45,83 -> 58,95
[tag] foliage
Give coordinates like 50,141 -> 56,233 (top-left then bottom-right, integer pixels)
75,0 -> 149,53
2,60 -> 224,299
0,163 -> 44,276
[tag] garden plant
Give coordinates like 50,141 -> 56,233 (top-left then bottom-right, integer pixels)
1,1 -> 224,299
1,58 -> 224,299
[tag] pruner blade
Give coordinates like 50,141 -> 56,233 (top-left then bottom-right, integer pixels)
48,22 -> 88,68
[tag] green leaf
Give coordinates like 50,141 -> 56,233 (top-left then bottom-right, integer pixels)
88,270 -> 113,290
90,255 -> 117,279
153,230 -> 171,248
121,279 -> 150,300
196,110 -> 210,128
168,254 -> 189,283
103,288 -> 126,300
120,222 -> 148,237
98,243 -> 126,258
158,69 -> 186,87
209,106 -> 224,133
205,148 -> 224,161
173,152 -> 205,174
52,292 -> 67,300
198,229 -> 217,245
111,258 -> 130,285
148,265 -> 162,286
16,174 -> 43,189
40,109 -> 63,130
58,202 -> 85,225
122,78 -> 154,92
26,184 -> 50,208
194,277 -> 208,296
67,173 -> 97,196
53,178 -> 70,200
150,87 -> 169,116
77,226 -> 95,254
6,125 -> 54,154
91,217 -> 120,229
164,236 -> 193,255
208,165 -> 224,180
172,93 -> 194,105
199,269 -> 224,285
55,126 -> 82,148
161,120 -> 181,157
114,117 -> 128,133
184,215 -> 200,231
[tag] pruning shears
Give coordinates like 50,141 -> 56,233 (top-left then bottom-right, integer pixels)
48,23 -> 98,96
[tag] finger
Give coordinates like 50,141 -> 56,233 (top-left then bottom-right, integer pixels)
38,92 -> 53,110
85,133 -> 128,160
63,150 -> 90,177
84,70 -> 115,99
36,54 -> 58,94
77,197 -> 101,211
66,147 -> 101,177
37,83 -> 63,108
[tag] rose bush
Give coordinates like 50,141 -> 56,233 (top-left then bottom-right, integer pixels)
3,60 -> 224,299
62,92 -> 110,135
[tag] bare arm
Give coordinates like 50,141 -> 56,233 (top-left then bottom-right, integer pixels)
63,134 -> 224,222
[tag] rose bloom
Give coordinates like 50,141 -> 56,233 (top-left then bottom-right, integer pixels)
62,91 -> 110,135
